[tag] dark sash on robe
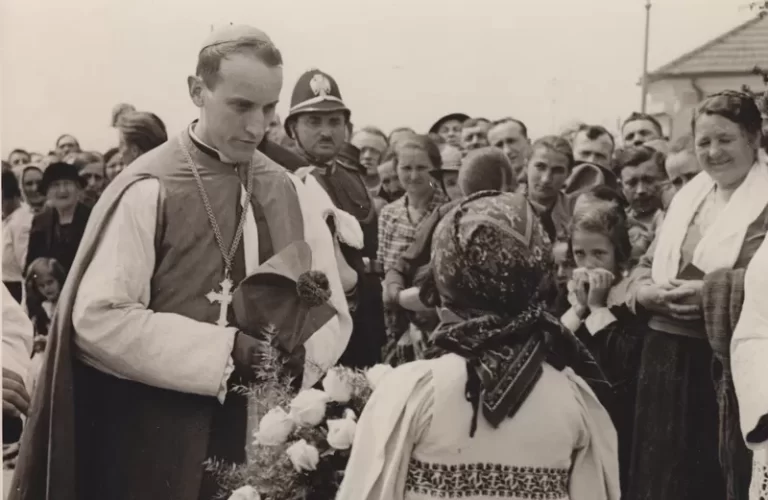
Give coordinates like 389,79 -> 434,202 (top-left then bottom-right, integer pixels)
10,128 -> 305,500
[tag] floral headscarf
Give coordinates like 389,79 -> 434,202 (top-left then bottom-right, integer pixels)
426,191 -> 607,436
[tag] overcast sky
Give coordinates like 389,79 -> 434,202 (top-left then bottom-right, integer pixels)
0,0 -> 757,157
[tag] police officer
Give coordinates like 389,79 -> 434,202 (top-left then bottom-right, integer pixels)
284,69 -> 385,368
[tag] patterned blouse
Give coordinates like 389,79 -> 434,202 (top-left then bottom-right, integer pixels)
377,190 -> 449,274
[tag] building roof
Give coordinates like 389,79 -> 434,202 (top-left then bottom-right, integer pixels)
648,13 -> 768,82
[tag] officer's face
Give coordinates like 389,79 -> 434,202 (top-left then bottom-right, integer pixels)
294,111 -> 347,163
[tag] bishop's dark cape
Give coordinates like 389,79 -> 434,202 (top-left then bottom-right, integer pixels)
9,130 -> 306,500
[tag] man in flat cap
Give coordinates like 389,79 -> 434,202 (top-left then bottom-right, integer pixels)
10,25 -> 354,500
285,69 -> 386,369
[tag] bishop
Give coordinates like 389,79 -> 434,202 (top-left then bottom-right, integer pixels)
10,25 -> 354,500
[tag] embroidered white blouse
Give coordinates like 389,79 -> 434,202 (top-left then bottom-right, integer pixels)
338,353 -> 620,500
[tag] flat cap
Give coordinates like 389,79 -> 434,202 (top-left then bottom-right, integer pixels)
200,24 -> 273,53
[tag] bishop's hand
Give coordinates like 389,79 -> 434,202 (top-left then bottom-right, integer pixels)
232,331 -> 272,383
232,330 -> 303,384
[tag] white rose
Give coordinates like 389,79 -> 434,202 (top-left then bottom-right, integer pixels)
285,439 -> 320,472
322,367 -> 353,403
326,415 -> 357,450
343,408 -> 357,421
253,407 -> 295,446
289,389 -> 330,427
365,364 -> 394,390
227,485 -> 261,500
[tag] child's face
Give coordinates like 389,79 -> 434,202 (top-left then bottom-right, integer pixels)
571,229 -> 617,274
552,241 -> 573,287
35,272 -> 61,302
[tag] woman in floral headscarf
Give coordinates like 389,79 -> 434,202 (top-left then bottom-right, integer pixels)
339,191 -> 620,500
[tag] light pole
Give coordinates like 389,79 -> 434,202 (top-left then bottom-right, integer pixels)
641,0 -> 652,113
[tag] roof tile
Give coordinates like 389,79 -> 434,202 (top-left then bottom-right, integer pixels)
649,14 -> 768,78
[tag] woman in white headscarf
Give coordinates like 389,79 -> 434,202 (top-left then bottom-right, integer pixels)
625,90 -> 768,500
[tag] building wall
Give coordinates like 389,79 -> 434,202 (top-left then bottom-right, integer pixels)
647,74 -> 766,139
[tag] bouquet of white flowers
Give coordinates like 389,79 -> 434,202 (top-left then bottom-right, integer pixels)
207,331 -> 394,500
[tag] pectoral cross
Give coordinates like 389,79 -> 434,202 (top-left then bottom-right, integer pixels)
206,277 -> 234,327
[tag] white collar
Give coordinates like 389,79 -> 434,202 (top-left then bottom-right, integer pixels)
188,122 -> 236,164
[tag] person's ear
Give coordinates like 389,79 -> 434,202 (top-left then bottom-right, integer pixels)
188,75 -> 205,108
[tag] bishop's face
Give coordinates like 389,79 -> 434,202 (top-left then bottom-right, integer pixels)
191,53 -> 282,163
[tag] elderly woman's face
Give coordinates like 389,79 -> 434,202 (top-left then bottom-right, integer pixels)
47,179 -> 81,211
694,113 -> 757,190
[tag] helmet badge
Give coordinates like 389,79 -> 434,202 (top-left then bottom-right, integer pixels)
309,73 -> 332,97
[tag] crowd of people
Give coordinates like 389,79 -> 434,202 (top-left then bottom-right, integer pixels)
2,22 -> 768,500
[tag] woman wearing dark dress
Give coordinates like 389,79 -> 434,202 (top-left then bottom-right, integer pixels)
626,91 -> 768,500
25,162 -> 91,279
